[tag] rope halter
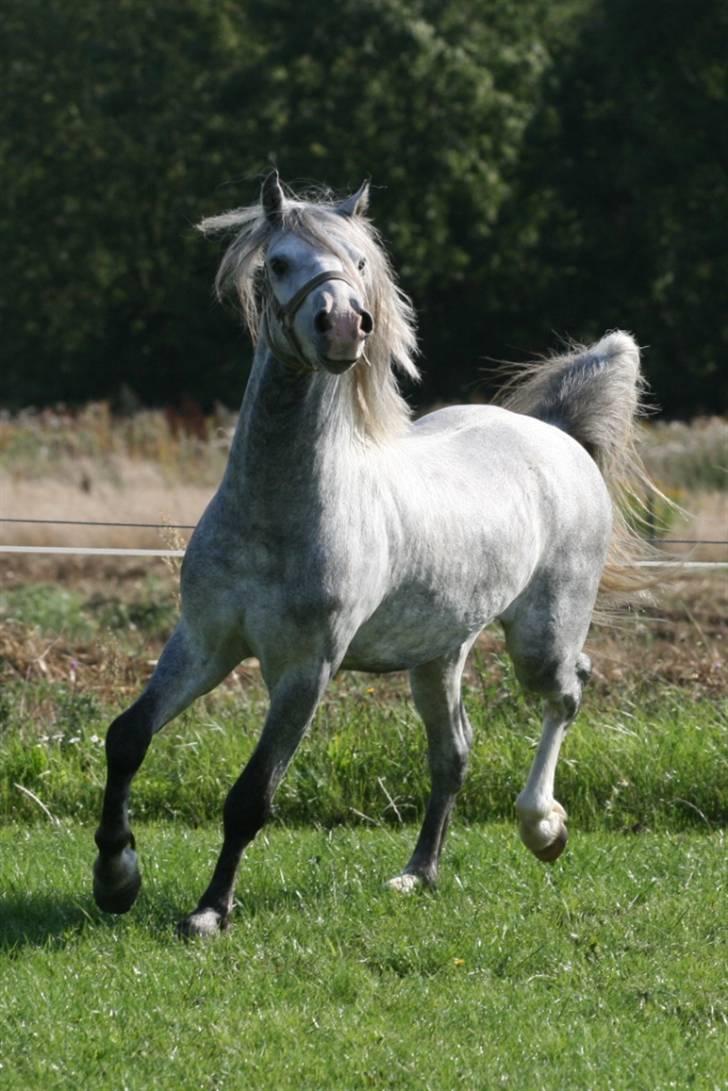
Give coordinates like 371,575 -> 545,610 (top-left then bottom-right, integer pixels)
263,269 -> 365,372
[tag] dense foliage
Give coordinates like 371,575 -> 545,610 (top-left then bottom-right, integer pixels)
2,0 -> 726,414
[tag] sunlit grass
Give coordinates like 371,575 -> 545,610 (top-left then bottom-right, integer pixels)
1,665 -> 725,833
1,573 -> 726,833
0,824 -> 725,1090
1,408 -> 726,1087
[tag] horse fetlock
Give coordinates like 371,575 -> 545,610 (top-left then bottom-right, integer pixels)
93,845 -> 141,914
94,824 -> 134,857
533,824 -> 568,863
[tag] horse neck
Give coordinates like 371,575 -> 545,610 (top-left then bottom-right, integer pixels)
223,342 -> 355,498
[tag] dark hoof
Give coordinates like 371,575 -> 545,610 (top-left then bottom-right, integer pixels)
176,908 -> 228,940
533,825 -> 568,864
93,848 -> 142,914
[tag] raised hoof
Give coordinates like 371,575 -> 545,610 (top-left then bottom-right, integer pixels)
177,907 -> 228,940
533,824 -> 568,864
93,848 -> 142,914
385,872 -> 428,894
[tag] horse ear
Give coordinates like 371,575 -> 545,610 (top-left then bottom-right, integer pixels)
338,179 -> 370,218
261,170 -> 285,223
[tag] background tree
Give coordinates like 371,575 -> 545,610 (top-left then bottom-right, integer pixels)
484,0 -> 728,413
1,0 -> 725,414
1,0 -> 255,405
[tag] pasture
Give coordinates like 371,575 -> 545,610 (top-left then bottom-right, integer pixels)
1,409 -> 726,1087
2,825 -> 726,1089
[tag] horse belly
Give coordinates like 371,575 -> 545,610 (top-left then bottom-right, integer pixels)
342,494 -> 543,672
341,574 -> 516,673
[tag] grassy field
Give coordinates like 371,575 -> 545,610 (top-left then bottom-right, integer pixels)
1,825 -> 727,1090
0,409 -> 726,1088
0,654 -> 726,833
0,572 -> 726,832
0,570 -> 725,1090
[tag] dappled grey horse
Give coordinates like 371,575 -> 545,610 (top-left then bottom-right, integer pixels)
93,173 -> 648,936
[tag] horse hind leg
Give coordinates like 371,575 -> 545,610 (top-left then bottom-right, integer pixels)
93,621 -> 244,914
515,691 -> 580,863
387,640 -> 476,893
503,586 -> 595,863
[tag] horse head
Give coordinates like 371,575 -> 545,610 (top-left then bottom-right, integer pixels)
261,171 -> 373,374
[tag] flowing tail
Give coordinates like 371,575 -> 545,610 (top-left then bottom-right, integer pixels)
501,330 -> 662,593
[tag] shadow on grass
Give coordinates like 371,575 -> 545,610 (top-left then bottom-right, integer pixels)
0,892 -> 106,952
0,888 -> 195,949
0,882 -> 340,951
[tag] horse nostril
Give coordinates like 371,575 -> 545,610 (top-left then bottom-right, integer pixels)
314,309 -> 332,334
359,310 -> 373,335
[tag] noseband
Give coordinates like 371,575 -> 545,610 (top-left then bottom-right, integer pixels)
263,269 -> 364,371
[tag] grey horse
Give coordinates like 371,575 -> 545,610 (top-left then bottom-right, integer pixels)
93,173 -> 649,937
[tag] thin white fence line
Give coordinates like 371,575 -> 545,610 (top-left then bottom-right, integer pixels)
634,560 -> 728,569
0,545 -> 185,558
0,518 -> 726,547
0,544 -> 727,567
0,517 -> 196,530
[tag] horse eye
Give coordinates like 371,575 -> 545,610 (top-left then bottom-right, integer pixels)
269,257 -> 289,277
357,257 -> 367,273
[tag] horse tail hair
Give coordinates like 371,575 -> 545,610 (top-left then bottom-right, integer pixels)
500,330 -> 668,595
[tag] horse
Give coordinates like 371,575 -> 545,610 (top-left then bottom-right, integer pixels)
93,172 -> 650,937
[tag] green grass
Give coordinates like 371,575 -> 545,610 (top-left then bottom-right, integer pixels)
0,580 -> 178,643
1,558 -> 726,1088
1,824 -> 726,1090
1,670 -> 726,832
2,575 -> 725,833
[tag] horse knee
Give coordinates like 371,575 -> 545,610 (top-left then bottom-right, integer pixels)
448,746 -> 469,792
223,789 -> 271,843
452,714 -> 474,788
459,700 -> 474,749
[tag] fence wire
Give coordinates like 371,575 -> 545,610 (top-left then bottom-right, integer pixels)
0,515 -> 726,548
0,517 -> 726,568
2,544 -> 725,566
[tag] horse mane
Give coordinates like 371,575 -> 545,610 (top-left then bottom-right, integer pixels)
198,186 -> 419,443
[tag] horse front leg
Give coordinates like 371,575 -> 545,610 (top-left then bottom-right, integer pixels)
178,663 -> 332,938
93,623 -> 242,913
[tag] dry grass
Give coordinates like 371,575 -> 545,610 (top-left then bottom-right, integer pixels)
641,415 -> 727,493
0,469 -> 209,549
1,406 -> 726,705
0,402 -> 232,548
661,490 -> 728,559
1,404 -> 725,549
0,556 -> 725,707
585,573 -> 727,697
